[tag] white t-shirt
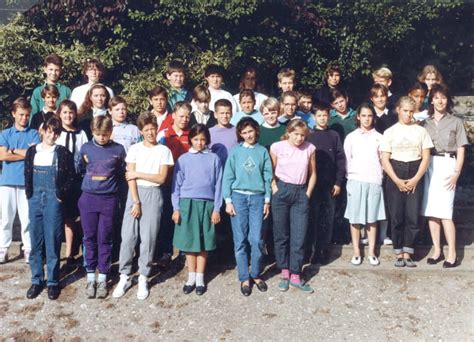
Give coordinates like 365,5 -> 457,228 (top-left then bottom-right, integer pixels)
191,88 -> 238,114
34,143 -> 56,166
380,123 -> 433,162
56,129 -> 89,170
125,142 -> 174,187
233,91 -> 268,112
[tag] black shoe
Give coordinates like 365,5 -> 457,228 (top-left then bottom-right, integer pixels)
253,279 -> 268,292
443,259 -> 459,268
195,285 -> 206,296
48,285 -> 61,300
427,253 -> 445,265
240,282 -> 252,296
26,284 -> 43,299
182,284 -> 195,295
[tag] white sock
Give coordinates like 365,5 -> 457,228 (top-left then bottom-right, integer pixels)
87,272 -> 96,282
186,272 -> 196,286
97,273 -> 107,283
196,273 -> 205,287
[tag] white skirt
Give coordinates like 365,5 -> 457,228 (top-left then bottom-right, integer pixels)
422,155 -> 456,219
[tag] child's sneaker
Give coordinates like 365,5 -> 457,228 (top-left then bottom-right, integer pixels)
383,238 -> 393,245
112,274 -> 132,299
86,281 -> 96,298
136,275 -> 149,300
0,249 -> 8,264
24,249 -> 31,264
361,238 -> 368,245
96,281 -> 108,299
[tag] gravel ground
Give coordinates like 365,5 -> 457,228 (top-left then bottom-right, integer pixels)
0,244 -> 473,341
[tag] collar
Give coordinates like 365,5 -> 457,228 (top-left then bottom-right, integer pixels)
358,127 -> 376,134
92,108 -> 107,117
262,122 -> 280,129
113,121 -> 128,128
92,139 -> 112,148
189,147 -> 209,154
13,125 -> 30,133
242,142 -> 256,149
195,109 -> 211,116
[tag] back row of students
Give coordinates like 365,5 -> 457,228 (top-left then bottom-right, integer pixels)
0,55 -> 467,300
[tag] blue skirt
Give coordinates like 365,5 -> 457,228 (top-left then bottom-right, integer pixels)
344,179 -> 386,225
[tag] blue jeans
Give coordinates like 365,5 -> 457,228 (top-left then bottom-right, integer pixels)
230,192 -> 265,282
271,180 -> 309,275
28,162 -> 63,286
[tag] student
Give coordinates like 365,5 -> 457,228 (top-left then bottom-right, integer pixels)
223,118 -> 272,296
172,124 -> 223,296
296,90 -> 315,129
30,53 -> 71,119
109,96 -> 140,153
328,88 -> 357,142
313,63 -> 343,106
422,84 -> 468,268
166,60 -> 192,111
147,86 -> 173,133
417,65 -> 444,110
278,91 -> 299,125
70,58 -> 114,110
78,115 -> 126,298
230,89 -> 264,126
380,96 -> 433,267
408,82 -> 429,122
201,64 -> 238,114
344,103 -> 385,266
372,66 -> 397,111
209,99 -> 238,166
370,84 -> 397,135
270,119 -> 316,293
233,67 -> 268,112
30,85 -> 59,130
306,103 -> 345,265
258,98 -> 286,149
55,100 -> 89,264
189,84 -> 217,128
77,83 -> 111,139
112,113 -> 174,300
24,117 -> 75,300
276,68 -> 296,98
0,98 -> 41,264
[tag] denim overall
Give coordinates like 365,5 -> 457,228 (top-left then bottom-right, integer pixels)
28,148 -> 63,286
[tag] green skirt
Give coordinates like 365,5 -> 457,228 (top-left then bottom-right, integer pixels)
173,198 -> 216,252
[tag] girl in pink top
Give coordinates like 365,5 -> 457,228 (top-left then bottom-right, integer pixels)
344,103 -> 386,266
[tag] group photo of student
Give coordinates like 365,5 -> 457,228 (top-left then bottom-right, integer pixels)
0,53 -> 469,302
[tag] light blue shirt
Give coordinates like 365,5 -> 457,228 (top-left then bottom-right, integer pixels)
230,110 -> 264,126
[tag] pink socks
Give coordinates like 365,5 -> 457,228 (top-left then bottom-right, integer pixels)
281,269 -> 290,279
290,274 -> 301,284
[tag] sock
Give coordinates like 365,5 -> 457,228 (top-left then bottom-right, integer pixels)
186,272 -> 196,286
290,274 -> 301,284
196,273 -> 205,287
281,269 -> 290,279
97,273 -> 107,283
87,272 -> 96,282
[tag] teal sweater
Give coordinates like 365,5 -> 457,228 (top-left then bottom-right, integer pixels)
222,143 -> 272,202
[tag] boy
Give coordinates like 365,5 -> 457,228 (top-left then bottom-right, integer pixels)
202,64 -> 238,114
296,90 -> 315,129
30,53 -> 71,119
306,104 -> 345,264
372,66 -> 398,110
0,98 -> 41,264
370,84 -> 397,134
277,68 -> 296,98
189,84 -> 217,128
258,97 -> 286,150
313,64 -> 343,106
166,60 -> 192,111
230,89 -> 264,126
113,113 -> 174,300
147,86 -> 173,133
328,88 -> 356,143
110,96 -> 140,153
278,91 -> 299,125
30,84 -> 59,130
209,99 -> 238,166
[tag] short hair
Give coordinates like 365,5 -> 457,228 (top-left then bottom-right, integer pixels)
312,102 -> 330,115
43,116 -> 62,135
298,90 -> 312,100
40,84 -> 60,99
239,89 -> 256,103
325,63 -> 342,79
148,86 -> 168,100
108,96 -> 127,109
396,96 -> 416,111
214,99 -> 232,112
282,119 -> 309,140
188,123 -> 211,145
355,102 -> 377,128
82,58 -> 105,80
173,101 -> 192,114
204,64 -> 225,78
417,64 -> 443,85
167,60 -> 186,75
260,97 -> 280,113
281,91 -> 298,102
43,53 -> 63,68
136,112 -> 158,130
56,100 -> 77,117
91,115 -> 113,134
11,97 -> 32,113
192,84 -> 211,103
369,84 -> 389,98
236,117 -> 260,142
428,83 -> 453,116
372,66 -> 393,80
277,68 -> 296,82
407,82 -> 428,96
330,88 -> 348,103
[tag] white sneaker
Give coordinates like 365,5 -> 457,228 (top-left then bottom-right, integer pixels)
383,238 -> 393,245
351,256 -> 362,265
0,249 -> 8,264
112,274 -> 132,299
368,255 -> 380,266
24,249 -> 31,264
137,275 -> 149,300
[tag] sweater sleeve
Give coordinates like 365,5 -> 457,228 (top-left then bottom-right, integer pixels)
213,156 -> 223,212
343,133 -> 353,178
30,87 -> 42,117
262,148 -> 273,202
171,158 -> 184,211
24,146 -> 36,199
335,133 -> 346,186
222,148 -> 236,203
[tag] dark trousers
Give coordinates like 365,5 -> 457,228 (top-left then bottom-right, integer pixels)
272,180 -> 309,275
308,185 -> 336,254
156,185 -> 173,256
386,160 -> 423,255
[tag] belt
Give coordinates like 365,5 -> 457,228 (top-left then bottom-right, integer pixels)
433,152 -> 456,158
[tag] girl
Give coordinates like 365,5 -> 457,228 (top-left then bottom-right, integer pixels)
78,115 -> 126,299
344,103 -> 385,266
30,84 -> 59,130
422,84 -> 468,268
55,100 -> 88,265
417,65 -> 443,110
380,97 -> 433,267
230,89 -> 264,126
408,82 -> 429,122
223,117 -> 272,296
24,117 -> 75,300
172,124 -> 222,296
270,119 -> 316,293
78,83 -> 111,139
233,67 -> 268,112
